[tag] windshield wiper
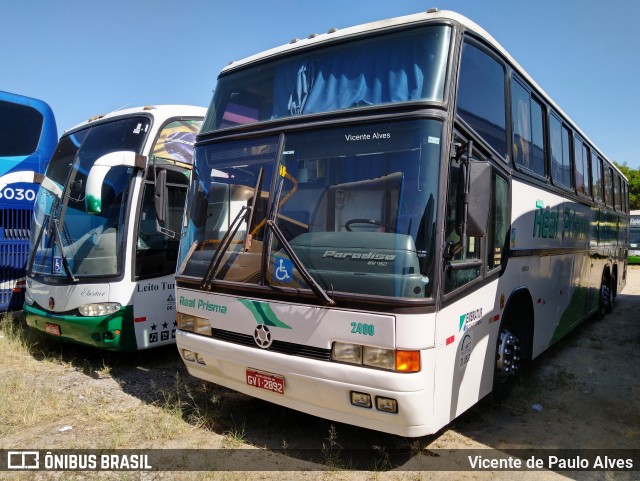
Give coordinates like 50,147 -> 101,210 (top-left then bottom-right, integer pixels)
27,195 -> 77,283
266,219 -> 335,306
52,218 -> 79,283
200,168 -> 264,290
200,205 -> 247,290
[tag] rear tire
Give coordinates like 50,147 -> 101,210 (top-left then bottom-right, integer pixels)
598,273 -> 614,319
609,274 -> 616,312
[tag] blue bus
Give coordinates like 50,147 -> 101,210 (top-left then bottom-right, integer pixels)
0,91 -> 57,310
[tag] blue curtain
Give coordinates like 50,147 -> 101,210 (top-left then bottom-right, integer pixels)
272,33 -> 441,119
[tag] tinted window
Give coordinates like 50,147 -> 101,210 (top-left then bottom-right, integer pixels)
488,173 -> 508,270
457,42 -> 507,157
582,144 -> 591,196
574,137 -> 589,195
45,129 -> 89,188
531,99 -> 546,176
591,153 -> 602,203
0,100 -> 44,156
603,165 -> 613,207
444,153 -> 481,293
512,79 -> 545,176
204,25 -> 451,132
550,115 -> 572,189
136,180 -> 186,278
151,119 -> 202,165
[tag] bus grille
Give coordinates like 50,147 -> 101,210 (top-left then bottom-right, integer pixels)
0,207 -> 32,310
211,328 -> 332,361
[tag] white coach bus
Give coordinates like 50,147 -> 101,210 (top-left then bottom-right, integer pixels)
24,105 -> 205,351
174,10 -> 628,436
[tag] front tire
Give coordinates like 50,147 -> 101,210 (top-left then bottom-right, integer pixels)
493,323 -> 522,403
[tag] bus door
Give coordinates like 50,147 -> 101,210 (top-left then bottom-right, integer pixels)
132,118 -> 200,349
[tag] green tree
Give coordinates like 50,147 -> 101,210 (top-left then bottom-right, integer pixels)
614,162 -> 640,210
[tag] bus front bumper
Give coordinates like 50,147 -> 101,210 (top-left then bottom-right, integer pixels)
24,304 -> 136,351
176,330 -> 437,437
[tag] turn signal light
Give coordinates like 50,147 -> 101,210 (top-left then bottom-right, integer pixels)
396,350 -> 420,372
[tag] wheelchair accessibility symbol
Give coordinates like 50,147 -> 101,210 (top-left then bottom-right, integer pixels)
273,257 -> 293,283
53,257 -> 62,274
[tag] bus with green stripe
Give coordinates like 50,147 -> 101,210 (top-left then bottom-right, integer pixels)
24,105 -> 205,351
174,10 -> 628,436
630,210 -> 640,264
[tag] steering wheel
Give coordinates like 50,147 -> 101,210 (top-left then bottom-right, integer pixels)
344,218 -> 391,232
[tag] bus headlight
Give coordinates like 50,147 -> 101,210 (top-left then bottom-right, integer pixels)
363,346 -> 395,370
331,342 -> 362,364
331,342 -> 420,372
176,313 -> 211,336
78,302 -> 121,317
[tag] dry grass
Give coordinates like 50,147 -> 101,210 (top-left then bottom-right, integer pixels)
0,315 -> 197,450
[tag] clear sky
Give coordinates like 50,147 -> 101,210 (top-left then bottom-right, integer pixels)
3,0 -> 639,168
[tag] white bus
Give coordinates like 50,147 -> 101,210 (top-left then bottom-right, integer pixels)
174,10 -> 628,436
24,105 -> 205,351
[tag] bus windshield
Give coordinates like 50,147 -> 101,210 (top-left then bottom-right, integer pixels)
203,25 -> 451,133
30,116 -> 150,279
179,119 -> 441,300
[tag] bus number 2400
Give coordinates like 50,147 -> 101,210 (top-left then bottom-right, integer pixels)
351,322 -> 374,336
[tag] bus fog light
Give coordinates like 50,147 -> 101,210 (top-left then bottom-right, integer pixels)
182,349 -> 195,362
350,391 -> 372,408
363,346 -> 395,370
195,352 -> 206,365
332,342 -> 362,364
375,396 -> 398,413
78,302 -> 121,317
177,313 -> 211,336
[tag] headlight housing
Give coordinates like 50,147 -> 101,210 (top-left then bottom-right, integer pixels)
331,342 -> 420,372
331,342 -> 362,365
176,313 -> 211,336
78,302 -> 121,317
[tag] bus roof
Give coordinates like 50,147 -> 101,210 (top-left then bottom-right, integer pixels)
220,9 -> 624,179
0,90 -> 55,115
64,105 -> 206,134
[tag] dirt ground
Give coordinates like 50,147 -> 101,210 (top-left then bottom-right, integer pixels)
1,267 -> 639,480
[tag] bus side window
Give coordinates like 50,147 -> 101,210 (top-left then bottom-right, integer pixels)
444,154 -> 482,294
591,153 -> 603,203
488,172 -> 509,270
136,183 -> 185,278
456,41 -> 507,159
511,79 -> 545,177
550,115 -> 573,190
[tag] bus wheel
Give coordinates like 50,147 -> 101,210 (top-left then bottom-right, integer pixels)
598,275 -> 613,318
493,324 -> 521,403
609,274 -> 617,311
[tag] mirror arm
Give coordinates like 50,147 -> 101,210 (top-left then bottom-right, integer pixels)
460,140 -> 473,259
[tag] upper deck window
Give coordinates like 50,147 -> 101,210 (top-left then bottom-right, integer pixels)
0,100 -> 43,157
203,25 -> 451,133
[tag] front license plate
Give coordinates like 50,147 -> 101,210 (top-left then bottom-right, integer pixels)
246,369 -> 284,394
45,322 -> 61,336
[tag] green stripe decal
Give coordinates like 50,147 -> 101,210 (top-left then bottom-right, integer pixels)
550,285 -> 597,344
239,299 -> 292,329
